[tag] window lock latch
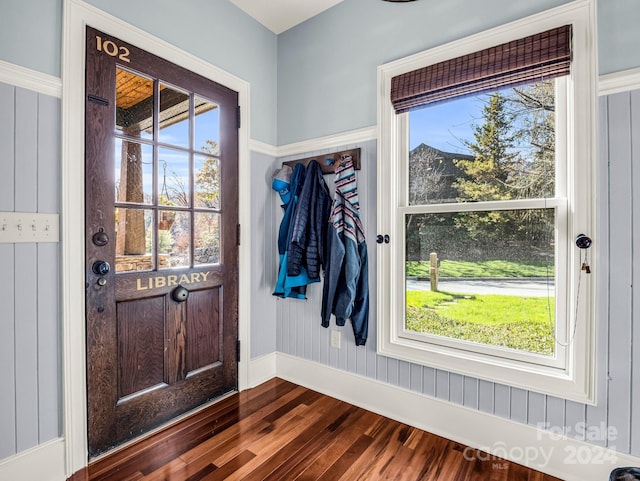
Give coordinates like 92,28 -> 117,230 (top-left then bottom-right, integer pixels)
376,234 -> 390,244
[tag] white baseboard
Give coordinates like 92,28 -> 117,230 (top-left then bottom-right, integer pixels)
248,352 -> 277,388
0,438 -> 66,481
276,352 -> 640,481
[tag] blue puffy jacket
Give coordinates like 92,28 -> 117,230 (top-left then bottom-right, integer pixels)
273,163 -> 309,299
287,160 -> 331,280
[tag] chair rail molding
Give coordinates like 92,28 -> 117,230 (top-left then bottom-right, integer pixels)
599,66 -> 640,96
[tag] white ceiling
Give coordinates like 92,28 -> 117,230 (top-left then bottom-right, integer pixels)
229,0 -> 345,34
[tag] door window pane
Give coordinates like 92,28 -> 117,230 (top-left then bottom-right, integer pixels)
158,148 -> 190,207
115,208 -> 154,272
194,212 -> 220,265
159,210 -> 190,269
405,209 -> 555,355
115,68 -> 153,140
195,155 -> 220,209
115,139 -> 153,204
195,96 -> 220,156
159,84 -> 189,148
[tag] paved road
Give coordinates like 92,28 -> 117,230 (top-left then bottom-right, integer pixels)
406,278 -> 554,297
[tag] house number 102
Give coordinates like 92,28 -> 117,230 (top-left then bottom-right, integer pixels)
96,35 -> 130,63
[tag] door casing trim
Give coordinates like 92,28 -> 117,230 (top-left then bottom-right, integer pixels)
62,0 -> 251,475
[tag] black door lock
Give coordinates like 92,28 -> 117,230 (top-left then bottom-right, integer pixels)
92,260 -> 111,276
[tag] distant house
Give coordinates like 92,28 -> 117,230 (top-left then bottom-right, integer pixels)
408,143 -> 474,204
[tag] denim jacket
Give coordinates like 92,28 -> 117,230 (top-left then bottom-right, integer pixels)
320,157 -> 369,345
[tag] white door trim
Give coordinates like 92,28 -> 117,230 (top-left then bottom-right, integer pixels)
61,0 -> 252,475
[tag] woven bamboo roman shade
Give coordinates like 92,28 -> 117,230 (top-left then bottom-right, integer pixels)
390,25 -> 572,113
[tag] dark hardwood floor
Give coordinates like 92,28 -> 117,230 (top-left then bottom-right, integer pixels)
86,378 -> 561,481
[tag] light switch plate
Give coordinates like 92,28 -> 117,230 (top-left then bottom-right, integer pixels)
0,212 -> 60,243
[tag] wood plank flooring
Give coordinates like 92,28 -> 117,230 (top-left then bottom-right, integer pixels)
86,378 -> 561,481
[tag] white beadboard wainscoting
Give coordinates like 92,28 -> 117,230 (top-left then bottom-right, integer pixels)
0,76 -> 63,480
263,87 -> 640,479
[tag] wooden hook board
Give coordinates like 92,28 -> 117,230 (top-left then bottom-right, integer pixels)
282,148 -> 361,175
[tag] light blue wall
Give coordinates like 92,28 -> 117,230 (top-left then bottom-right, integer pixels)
0,0 -> 63,77
0,0 -> 278,145
84,0 -> 278,145
597,0 -> 640,76
3,0 -> 640,146
277,0 -> 640,145
277,0 -> 570,145
250,150 -> 279,358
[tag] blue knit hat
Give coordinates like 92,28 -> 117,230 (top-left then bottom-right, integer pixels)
272,165 -> 292,204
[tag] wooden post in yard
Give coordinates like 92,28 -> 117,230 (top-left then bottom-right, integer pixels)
430,252 -> 438,291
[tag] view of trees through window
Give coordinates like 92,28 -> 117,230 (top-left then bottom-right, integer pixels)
406,79 -> 558,355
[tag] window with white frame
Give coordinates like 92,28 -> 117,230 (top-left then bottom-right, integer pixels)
376,1 -> 597,403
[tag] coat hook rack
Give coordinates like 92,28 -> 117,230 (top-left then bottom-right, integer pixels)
282,148 -> 361,175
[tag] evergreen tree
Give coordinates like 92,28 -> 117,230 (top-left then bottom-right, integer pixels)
452,91 -> 521,247
450,85 -> 556,257
453,91 -> 519,203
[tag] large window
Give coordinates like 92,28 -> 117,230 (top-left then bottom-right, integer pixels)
376,2 -> 597,402
404,79 -> 564,361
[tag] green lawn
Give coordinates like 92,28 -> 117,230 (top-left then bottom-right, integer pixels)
405,290 -> 555,355
406,259 -> 553,278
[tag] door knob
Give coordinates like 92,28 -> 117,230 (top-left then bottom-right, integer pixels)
171,285 -> 189,303
92,260 -> 111,276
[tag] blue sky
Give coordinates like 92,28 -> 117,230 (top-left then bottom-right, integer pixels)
409,95 -> 484,153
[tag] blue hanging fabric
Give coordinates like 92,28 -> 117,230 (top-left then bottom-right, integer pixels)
273,162 -> 307,299
321,155 -> 369,345
273,160 -> 332,299
287,160 -> 332,282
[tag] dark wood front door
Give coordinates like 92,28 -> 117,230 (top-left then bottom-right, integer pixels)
85,27 -> 239,456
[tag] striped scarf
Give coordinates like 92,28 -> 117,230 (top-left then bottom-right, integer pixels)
331,155 -> 365,244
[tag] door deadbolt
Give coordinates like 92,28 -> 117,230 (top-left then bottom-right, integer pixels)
171,285 -> 189,303
92,228 -> 109,247
92,260 -> 111,276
